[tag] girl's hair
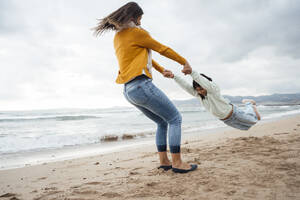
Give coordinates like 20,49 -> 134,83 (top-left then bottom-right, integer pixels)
192,74 -> 212,100
93,2 -> 144,36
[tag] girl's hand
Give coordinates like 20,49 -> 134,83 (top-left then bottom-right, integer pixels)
163,69 -> 174,78
182,62 -> 192,75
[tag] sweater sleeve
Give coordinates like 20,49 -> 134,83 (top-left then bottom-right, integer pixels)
190,70 -> 219,93
134,28 -> 187,65
152,59 -> 165,73
174,75 -> 198,97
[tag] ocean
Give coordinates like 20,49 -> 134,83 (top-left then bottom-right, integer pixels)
1,104 -> 300,169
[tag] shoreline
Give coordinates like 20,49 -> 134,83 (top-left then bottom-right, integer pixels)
0,114 -> 300,199
1,112 -> 299,170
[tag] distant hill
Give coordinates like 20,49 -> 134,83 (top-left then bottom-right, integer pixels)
173,93 -> 300,106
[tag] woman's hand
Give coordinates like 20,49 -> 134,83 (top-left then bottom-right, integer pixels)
162,69 -> 174,78
182,62 -> 192,75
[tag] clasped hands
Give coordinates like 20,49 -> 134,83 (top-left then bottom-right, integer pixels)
162,62 -> 192,79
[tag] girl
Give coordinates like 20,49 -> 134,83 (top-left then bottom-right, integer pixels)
93,2 -> 197,173
164,67 -> 261,130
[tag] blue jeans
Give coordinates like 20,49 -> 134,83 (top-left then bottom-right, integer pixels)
222,102 -> 258,130
123,75 -> 182,153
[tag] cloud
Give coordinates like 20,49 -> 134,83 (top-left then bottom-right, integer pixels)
1,0 -> 300,110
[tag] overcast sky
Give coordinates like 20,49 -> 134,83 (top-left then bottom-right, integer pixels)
1,0 -> 300,110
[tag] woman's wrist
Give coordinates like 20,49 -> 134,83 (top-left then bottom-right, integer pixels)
182,61 -> 192,75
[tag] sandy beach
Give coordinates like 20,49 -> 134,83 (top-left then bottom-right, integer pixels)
0,115 -> 300,200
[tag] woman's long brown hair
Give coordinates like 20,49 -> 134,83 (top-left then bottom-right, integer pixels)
93,2 -> 143,36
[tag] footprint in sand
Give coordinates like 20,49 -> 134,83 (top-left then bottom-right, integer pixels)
85,181 -> 111,186
146,182 -> 158,187
128,167 -> 144,175
129,171 -> 139,175
70,185 -> 81,189
73,189 -> 98,195
34,190 -> 62,200
274,132 -> 290,135
43,187 -> 58,191
10,197 -> 21,200
181,147 -> 193,153
101,192 -> 121,198
225,190 -> 237,196
0,193 -> 17,198
37,177 -> 47,180
132,167 -> 143,170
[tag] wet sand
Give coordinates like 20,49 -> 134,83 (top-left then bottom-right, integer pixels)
0,115 -> 300,200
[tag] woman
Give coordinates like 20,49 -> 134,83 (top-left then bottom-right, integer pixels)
164,67 -> 261,130
93,2 -> 197,173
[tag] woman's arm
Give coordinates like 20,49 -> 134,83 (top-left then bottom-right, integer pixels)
134,28 -> 187,65
152,59 -> 165,73
173,75 -> 198,97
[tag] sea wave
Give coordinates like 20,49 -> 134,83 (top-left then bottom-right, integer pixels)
178,107 -> 206,113
0,115 -> 100,122
180,110 -> 205,114
0,130 -> 156,155
263,109 -> 300,119
257,105 -> 300,110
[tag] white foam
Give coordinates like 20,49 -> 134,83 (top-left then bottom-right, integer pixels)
263,109 -> 300,119
0,139 -> 154,170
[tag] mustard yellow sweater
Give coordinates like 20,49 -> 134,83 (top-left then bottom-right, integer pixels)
114,27 -> 187,84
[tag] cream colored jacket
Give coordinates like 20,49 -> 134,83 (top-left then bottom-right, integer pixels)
174,70 -> 232,119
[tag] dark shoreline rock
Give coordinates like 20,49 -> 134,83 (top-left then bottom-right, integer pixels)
122,134 -> 136,140
100,135 -> 118,142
